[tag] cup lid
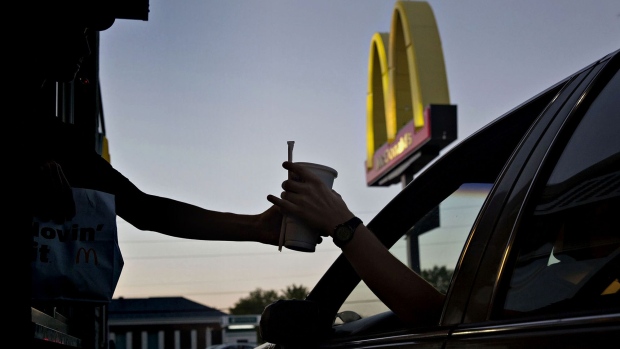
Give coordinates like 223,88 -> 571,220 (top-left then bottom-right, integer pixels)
295,162 -> 338,177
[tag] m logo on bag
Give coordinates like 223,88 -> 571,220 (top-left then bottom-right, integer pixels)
76,247 -> 99,265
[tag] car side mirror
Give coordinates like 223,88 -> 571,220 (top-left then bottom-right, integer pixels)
259,299 -> 333,346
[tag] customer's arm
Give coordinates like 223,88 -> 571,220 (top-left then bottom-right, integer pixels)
339,223 -> 444,324
267,161 -> 445,324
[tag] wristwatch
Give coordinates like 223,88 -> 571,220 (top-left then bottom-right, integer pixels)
332,217 -> 363,248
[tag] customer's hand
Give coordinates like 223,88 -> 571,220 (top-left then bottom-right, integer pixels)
267,161 -> 354,237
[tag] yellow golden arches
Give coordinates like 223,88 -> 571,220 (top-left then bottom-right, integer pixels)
389,1 -> 450,134
366,1 -> 449,170
366,32 -> 390,170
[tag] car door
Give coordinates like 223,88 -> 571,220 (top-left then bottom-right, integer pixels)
444,50 -> 620,348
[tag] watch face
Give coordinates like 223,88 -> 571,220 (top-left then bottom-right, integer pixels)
333,217 -> 362,248
336,226 -> 352,241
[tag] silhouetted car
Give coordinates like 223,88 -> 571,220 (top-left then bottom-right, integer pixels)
258,48 -> 620,348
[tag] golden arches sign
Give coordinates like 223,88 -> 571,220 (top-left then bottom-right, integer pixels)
366,1 -> 454,186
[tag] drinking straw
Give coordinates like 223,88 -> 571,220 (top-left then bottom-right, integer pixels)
278,141 -> 295,251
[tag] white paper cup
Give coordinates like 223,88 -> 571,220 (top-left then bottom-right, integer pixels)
284,162 -> 338,252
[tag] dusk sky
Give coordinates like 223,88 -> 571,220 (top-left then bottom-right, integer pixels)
98,0 -> 619,311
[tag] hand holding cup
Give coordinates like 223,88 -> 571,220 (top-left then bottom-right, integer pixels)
268,161 -> 354,252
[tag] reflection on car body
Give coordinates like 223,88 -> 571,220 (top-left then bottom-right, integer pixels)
258,48 -> 620,348
206,343 -> 256,349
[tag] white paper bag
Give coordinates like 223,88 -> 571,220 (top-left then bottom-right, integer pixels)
31,188 -> 123,303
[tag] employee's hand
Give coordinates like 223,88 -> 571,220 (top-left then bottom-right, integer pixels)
256,205 -> 284,246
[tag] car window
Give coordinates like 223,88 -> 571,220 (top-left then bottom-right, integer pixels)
339,183 -> 493,318
500,67 -> 620,318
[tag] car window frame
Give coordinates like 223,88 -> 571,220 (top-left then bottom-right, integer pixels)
458,50 -> 619,325
504,67 -> 620,315
441,51 -> 620,349
492,53 -> 620,320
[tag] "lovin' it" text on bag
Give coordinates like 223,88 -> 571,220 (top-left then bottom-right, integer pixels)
31,188 -> 124,303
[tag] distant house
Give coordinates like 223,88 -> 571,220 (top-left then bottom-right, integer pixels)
108,297 -> 228,349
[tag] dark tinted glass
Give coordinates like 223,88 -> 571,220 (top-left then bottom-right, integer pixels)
501,68 -> 620,317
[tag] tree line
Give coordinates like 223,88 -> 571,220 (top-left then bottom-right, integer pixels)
229,266 -> 453,315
